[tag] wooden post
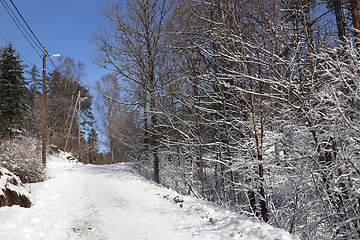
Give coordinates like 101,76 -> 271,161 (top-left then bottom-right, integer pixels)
64,91 -> 80,152
42,47 -> 47,166
78,91 -> 81,162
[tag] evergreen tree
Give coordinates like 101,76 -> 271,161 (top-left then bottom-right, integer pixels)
25,64 -> 42,137
0,43 -> 29,137
87,128 -> 99,164
26,64 -> 41,107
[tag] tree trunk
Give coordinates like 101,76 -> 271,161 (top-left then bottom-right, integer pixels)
220,84 -> 238,206
150,88 -> 159,184
250,82 -> 268,222
351,0 -> 360,49
333,0 -> 346,43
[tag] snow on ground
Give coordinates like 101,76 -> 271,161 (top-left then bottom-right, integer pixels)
0,153 -> 299,240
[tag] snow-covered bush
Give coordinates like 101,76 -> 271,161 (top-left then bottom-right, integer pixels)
0,136 -> 44,183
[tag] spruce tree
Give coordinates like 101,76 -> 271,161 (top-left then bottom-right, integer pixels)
0,43 -> 29,137
87,128 -> 99,164
26,64 -> 42,137
27,64 -> 41,107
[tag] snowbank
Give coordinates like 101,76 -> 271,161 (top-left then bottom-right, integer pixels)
134,169 -> 300,240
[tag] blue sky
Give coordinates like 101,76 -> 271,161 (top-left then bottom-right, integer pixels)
0,0 -> 110,90
0,0 -> 114,149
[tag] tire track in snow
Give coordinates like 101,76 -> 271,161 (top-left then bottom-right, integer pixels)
66,167 -> 107,240
67,164 -> 204,240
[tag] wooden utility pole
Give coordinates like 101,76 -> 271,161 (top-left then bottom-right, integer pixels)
63,91 -> 83,162
42,47 -> 47,166
41,48 -> 60,166
78,91 -> 81,162
64,91 -> 80,152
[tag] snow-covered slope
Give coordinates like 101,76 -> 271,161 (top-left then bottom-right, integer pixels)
0,153 -> 299,240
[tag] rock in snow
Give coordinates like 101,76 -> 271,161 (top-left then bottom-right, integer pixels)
0,167 -> 31,208
0,153 -> 299,240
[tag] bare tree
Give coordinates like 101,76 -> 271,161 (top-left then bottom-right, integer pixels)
92,0 -> 174,183
94,73 -> 121,164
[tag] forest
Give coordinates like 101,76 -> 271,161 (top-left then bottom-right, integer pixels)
1,0 -> 360,239
91,0 -> 360,239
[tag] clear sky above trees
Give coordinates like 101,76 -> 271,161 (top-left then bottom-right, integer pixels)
0,0 -> 111,88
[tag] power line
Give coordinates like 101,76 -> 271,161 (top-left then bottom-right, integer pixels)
7,0 -> 59,68
0,34 -> 8,43
1,0 -> 63,76
0,0 -> 42,56
9,0 -> 44,50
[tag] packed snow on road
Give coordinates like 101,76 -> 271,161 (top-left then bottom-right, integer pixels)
0,153 -> 299,240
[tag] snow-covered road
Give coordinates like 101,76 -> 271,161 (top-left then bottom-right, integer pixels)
0,153 -> 299,240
